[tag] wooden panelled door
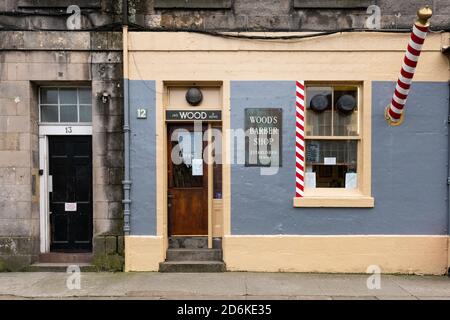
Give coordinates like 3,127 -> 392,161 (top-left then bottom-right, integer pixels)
49,136 -> 93,252
167,124 -> 208,236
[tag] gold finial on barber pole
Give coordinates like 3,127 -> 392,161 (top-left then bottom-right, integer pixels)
417,6 -> 433,26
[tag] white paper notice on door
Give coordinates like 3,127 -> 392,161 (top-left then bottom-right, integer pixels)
192,158 -> 203,176
65,203 -> 77,212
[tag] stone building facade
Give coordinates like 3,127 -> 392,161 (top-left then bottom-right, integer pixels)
0,0 -> 449,272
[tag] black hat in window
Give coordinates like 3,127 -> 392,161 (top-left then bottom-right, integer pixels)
336,94 -> 356,115
309,94 -> 329,113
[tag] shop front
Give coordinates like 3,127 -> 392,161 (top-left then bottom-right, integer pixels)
123,30 -> 450,274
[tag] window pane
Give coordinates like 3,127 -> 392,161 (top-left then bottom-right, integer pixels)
40,88 -> 58,104
59,88 -> 77,104
79,88 -> 92,104
79,105 -> 92,122
41,105 -> 58,122
306,140 -> 357,188
334,86 -> 358,136
306,87 -> 332,136
60,105 -> 77,122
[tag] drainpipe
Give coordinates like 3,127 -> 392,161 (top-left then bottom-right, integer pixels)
122,0 -> 131,236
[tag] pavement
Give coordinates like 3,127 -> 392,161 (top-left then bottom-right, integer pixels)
0,272 -> 449,300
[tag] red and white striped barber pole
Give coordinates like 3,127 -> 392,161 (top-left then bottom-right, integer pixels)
385,6 -> 433,126
295,80 -> 305,197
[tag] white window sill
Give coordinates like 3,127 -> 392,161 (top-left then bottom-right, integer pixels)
293,195 -> 374,208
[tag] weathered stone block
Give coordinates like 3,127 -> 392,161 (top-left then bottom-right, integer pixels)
93,235 -> 106,255
108,168 -> 123,185
0,201 -> 31,219
105,235 -> 117,254
0,255 -> 31,271
15,167 -> 30,185
294,0 -> 375,9
160,12 -> 205,29
155,0 -> 232,9
94,218 -> 122,235
92,132 -> 107,156
0,133 -> 20,150
0,32 -> 25,50
247,15 -> 292,30
22,31 -> 90,50
108,201 -> 123,220
106,132 -> 123,151
0,151 -> 30,168
235,0 -> 290,15
92,52 -> 122,64
106,151 -> 124,168
0,167 -> 15,184
204,14 -> 248,30
117,235 -> 124,255
94,201 -> 109,220
92,63 -> 123,81
0,237 -> 33,255
0,98 -> 18,116
93,167 -> 109,185
0,184 -> 31,202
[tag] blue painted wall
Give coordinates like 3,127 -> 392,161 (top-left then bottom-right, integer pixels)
129,80 -> 157,235
231,81 -> 449,235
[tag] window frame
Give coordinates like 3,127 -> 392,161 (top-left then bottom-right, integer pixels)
38,86 -> 92,125
293,81 -> 374,208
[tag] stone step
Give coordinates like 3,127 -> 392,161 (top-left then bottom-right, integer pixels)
166,249 -> 222,261
38,253 -> 92,264
26,263 -> 96,272
169,236 -> 223,249
159,261 -> 226,273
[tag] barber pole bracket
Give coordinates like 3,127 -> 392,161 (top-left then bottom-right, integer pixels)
295,80 -> 305,197
385,6 -> 433,126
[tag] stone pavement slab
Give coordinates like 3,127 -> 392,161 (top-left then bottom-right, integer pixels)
0,272 -> 449,300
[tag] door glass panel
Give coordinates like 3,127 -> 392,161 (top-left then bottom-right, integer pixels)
171,130 -> 204,188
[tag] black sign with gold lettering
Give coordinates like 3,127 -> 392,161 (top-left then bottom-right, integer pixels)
166,110 -> 222,121
245,108 -> 282,167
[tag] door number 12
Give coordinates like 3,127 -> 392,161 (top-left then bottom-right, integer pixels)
137,108 -> 147,119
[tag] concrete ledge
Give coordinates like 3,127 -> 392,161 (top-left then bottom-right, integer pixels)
294,0 -> 375,9
124,235 -> 164,272
223,235 -> 449,275
154,0 -> 232,9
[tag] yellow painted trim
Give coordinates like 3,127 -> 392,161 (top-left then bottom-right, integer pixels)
223,235 -> 449,275
208,123 -> 213,248
127,33 -> 448,82
129,32 -> 444,52
448,236 -> 450,269
222,81 -> 231,236
124,236 -> 164,272
293,196 -> 374,208
122,26 -> 128,79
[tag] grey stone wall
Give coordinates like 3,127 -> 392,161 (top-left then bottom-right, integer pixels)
0,31 -> 123,270
1,1 -> 449,32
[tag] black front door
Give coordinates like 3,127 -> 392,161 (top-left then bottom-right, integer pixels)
49,136 -> 93,252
